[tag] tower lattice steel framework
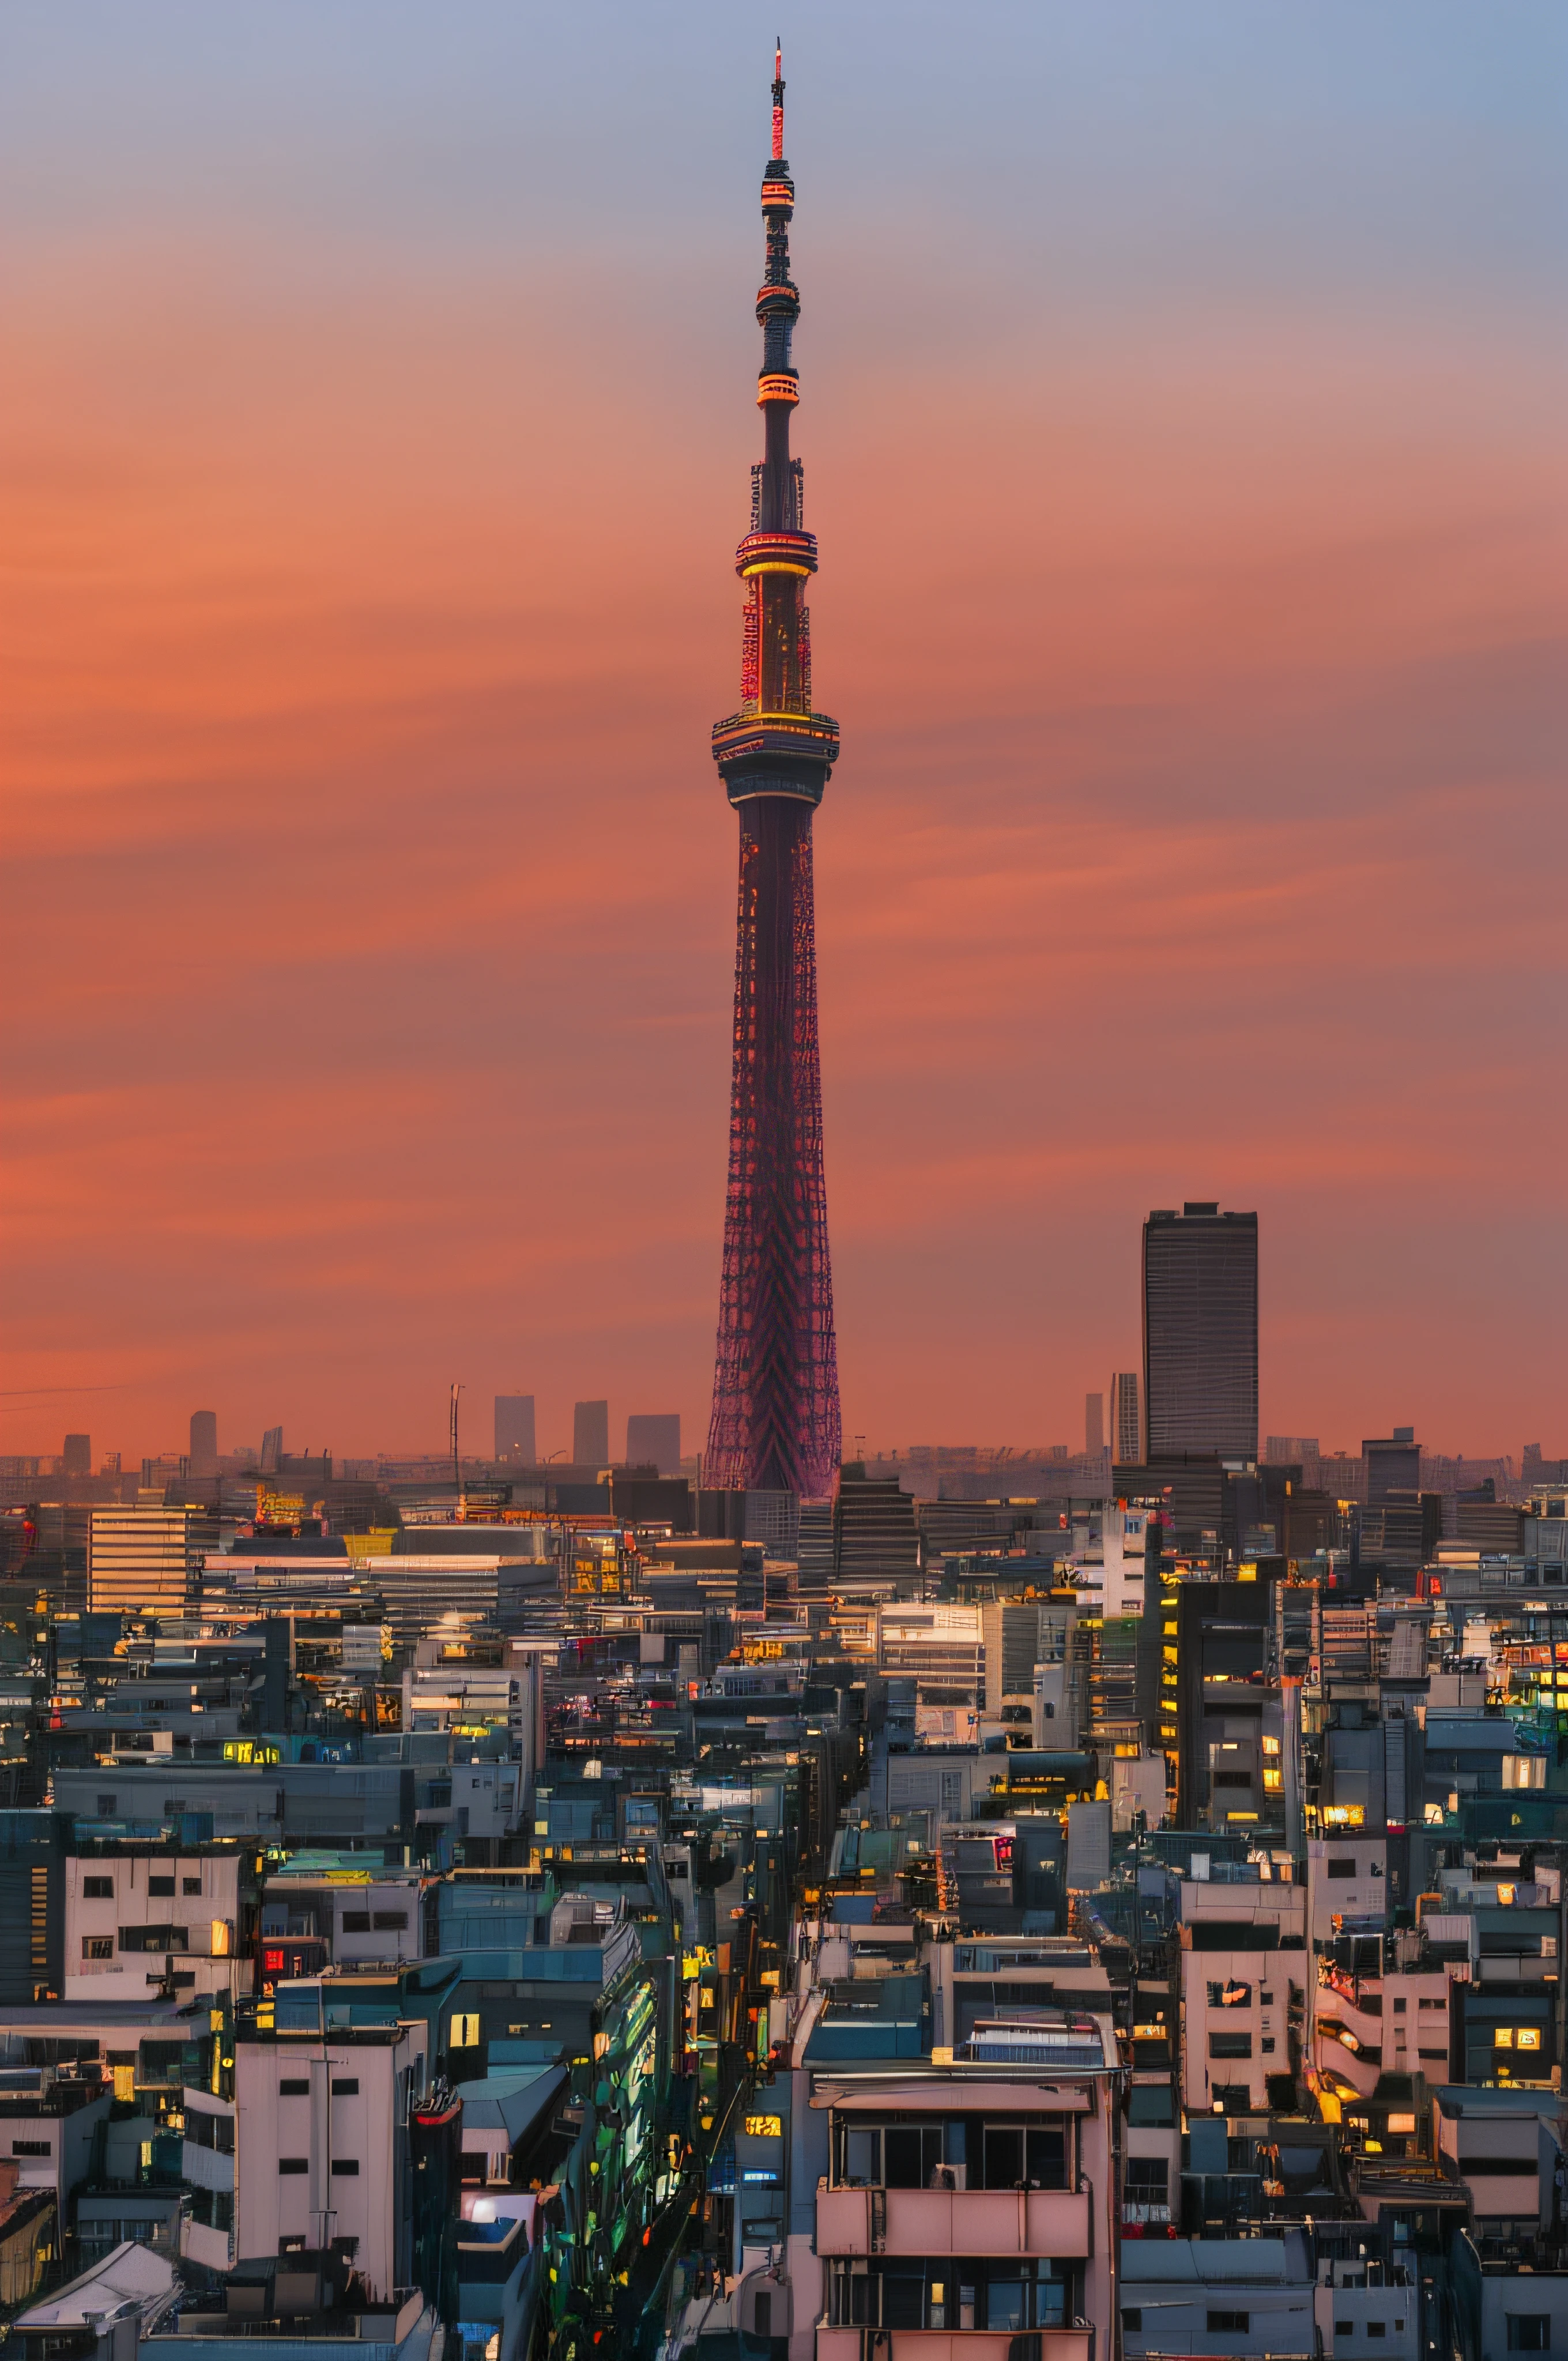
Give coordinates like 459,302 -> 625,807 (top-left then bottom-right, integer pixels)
706,48 -> 842,1499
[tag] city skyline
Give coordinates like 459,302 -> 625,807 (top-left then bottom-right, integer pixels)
5,5 -> 1564,1460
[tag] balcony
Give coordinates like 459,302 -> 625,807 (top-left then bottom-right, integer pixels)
816,2186 -> 1092,2260
816,2330 -> 1092,2361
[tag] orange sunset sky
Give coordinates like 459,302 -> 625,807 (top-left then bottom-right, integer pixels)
3,4 -> 1565,1466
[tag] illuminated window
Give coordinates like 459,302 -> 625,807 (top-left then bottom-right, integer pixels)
1517,2028 -> 1542,2051
450,2013 -> 480,2048
1495,2028 -> 1514,2049
744,2115 -> 783,2137
1262,1768 -> 1283,1791
1261,1736 -> 1281,1757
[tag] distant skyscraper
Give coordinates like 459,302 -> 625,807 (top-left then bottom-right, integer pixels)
260,1427 -> 283,1476
62,1434 -> 92,1479
1265,1434 -> 1319,1466
1085,1393 -> 1105,1457
573,1400 -> 610,1467
189,1410 -> 218,1485
1143,1202 -> 1258,1461
1109,1373 -> 1142,1465
1365,1429 -> 1420,1502
626,1413 -> 681,1474
495,1395 -> 536,1464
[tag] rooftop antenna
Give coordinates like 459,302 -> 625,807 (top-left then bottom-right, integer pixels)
449,1382 -> 463,1488
771,38 -> 785,160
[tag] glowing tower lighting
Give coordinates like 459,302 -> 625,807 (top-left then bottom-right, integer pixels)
706,47 -> 842,1499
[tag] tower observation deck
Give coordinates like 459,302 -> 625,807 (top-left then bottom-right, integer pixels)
706,47 -> 842,1501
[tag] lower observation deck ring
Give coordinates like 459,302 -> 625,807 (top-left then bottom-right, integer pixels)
712,710 -> 840,808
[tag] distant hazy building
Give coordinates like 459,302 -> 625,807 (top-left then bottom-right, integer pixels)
1265,1434 -> 1318,1465
625,1413 -> 680,1473
1109,1371 -> 1142,1464
88,1501 -> 217,1616
188,1410 -> 218,1487
260,1427 -> 282,1476
1143,1202 -> 1258,1461
61,1434 -> 92,1479
1085,1393 -> 1105,1457
1365,1429 -> 1420,1502
572,1400 -> 610,1467
494,1394 -> 536,1464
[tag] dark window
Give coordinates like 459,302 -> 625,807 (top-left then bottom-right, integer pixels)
1337,2326 -> 1353,2340
183,1879 -> 202,1896
1122,2312 -> 1143,2333
1508,2324 -> 1550,2354
330,2078 -> 359,2098
1327,1859 -> 1358,1879
1213,1770 -> 1253,1789
96,1797 -> 116,1816
1209,2030 -> 1253,2058
147,1877 -> 175,1898
881,2269 -> 925,2331
976,2124 -> 1066,2190
1208,2314 -> 1249,2334
1261,2037 -> 1276,2054
1393,1997 -> 1407,2013
1368,2325 -> 1386,2339
187,2110 -> 235,2155
331,2159 -> 359,2177
372,1910 -> 408,1931
12,2142 -> 50,2157
82,1937 -> 114,1960
279,2079 -> 310,2096
983,2261 -> 1066,2332
278,2159 -> 309,2175
1125,2159 -> 1167,2197
1128,2086 -> 1174,2126
83,1877 -> 114,1900
883,2126 -> 942,2187
340,1913 -> 371,1934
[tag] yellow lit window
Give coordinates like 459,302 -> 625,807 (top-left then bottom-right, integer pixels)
1494,2027 -> 1514,2049
1262,1736 -> 1281,1757
1163,1623 -> 1178,1638
1517,2028 -> 1541,2051
451,2013 -> 480,2047
744,2114 -> 782,2137
1262,1768 -> 1283,1791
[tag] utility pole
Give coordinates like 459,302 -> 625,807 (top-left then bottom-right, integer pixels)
450,1383 -> 462,1488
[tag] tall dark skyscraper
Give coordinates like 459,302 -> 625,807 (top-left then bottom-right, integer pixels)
1143,1202 -> 1259,1461
706,50 -> 842,1500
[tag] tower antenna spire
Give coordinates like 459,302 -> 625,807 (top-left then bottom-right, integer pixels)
707,54 -> 842,1502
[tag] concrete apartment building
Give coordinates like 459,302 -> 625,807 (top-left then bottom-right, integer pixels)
1178,1870 -> 1307,2114
64,1847 -> 254,2002
230,2010 -> 433,2292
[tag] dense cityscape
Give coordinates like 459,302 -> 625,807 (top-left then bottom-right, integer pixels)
2,31 -> 1559,2361
1,1189 -> 1565,2361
